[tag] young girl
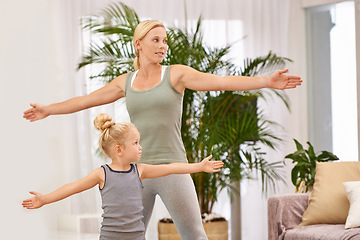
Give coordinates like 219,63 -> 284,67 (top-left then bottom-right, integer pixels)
22,113 -> 223,240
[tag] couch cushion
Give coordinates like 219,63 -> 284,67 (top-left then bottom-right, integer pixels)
343,181 -> 360,229
284,224 -> 360,240
300,161 -> 360,226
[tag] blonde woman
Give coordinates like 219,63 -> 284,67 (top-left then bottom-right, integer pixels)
23,20 -> 302,239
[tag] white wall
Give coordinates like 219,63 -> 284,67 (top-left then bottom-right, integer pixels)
0,0 -> 76,239
0,0 -> 309,239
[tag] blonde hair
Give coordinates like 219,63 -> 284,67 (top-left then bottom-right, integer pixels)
94,113 -> 136,156
133,20 -> 165,70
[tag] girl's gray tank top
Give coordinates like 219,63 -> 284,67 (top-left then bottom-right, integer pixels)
125,66 -> 187,165
99,164 -> 145,240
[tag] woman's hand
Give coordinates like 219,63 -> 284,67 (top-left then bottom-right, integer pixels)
268,69 -> 303,90
200,155 -> 224,173
23,103 -> 49,122
22,191 -> 46,209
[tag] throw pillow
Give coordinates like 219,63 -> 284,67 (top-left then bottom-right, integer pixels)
299,161 -> 360,226
343,181 -> 360,229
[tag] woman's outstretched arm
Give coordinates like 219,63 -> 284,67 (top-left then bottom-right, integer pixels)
171,64 -> 303,93
23,74 -> 127,122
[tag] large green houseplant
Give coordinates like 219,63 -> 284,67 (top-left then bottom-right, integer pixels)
79,0 -> 290,227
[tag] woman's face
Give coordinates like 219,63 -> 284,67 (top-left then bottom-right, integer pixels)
137,26 -> 168,64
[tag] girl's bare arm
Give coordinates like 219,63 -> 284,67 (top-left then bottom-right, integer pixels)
22,168 -> 103,209
137,155 -> 223,180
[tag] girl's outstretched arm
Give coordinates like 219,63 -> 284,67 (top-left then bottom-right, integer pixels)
22,168 -> 103,209
137,155 -> 223,180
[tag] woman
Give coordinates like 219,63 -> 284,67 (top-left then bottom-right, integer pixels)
23,20 -> 302,240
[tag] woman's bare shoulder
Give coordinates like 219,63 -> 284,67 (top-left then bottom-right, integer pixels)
170,64 -> 195,79
109,73 -> 129,91
170,64 -> 190,71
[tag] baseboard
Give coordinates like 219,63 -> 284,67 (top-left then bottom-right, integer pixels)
58,214 -> 101,234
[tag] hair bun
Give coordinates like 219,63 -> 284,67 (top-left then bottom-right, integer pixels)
94,113 -> 115,131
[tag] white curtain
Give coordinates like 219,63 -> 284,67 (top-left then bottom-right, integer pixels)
57,1 -> 292,239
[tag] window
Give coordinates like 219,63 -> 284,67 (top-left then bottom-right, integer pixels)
306,1 -> 358,161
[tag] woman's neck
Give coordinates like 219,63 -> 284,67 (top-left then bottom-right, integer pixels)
138,62 -> 161,77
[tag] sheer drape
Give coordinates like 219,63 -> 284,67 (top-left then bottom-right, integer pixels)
58,1 -> 291,239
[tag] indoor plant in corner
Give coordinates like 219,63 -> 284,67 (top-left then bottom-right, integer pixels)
78,2 -> 291,239
285,139 -> 339,193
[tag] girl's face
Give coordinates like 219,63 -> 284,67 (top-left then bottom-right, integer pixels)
122,128 -> 142,162
137,26 -> 168,64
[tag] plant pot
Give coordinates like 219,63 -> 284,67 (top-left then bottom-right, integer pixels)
158,219 -> 228,240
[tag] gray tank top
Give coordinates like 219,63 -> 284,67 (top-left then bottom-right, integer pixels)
125,66 -> 187,165
99,164 -> 145,239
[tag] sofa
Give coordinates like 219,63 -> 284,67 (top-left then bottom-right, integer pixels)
268,193 -> 360,240
268,161 -> 360,240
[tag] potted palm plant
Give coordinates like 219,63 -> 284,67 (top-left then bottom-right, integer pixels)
78,2 -> 291,238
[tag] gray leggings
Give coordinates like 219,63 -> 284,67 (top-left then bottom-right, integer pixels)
142,174 -> 208,240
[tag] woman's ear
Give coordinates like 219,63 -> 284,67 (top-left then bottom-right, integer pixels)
135,39 -> 141,51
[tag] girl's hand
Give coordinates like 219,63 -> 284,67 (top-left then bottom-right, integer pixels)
200,155 -> 224,173
22,191 -> 46,209
268,69 -> 303,90
23,103 -> 49,122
